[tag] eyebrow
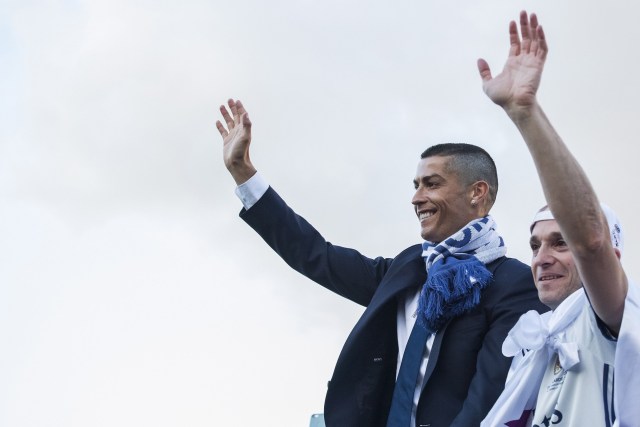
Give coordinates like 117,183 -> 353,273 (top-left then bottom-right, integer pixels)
413,173 -> 444,186
530,230 -> 564,244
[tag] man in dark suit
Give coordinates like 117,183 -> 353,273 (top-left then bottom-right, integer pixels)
216,101 -> 547,426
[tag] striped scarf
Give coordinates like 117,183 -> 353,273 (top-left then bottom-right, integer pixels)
418,216 -> 506,333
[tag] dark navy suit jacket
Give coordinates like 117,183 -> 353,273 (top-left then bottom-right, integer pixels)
241,187 -> 548,427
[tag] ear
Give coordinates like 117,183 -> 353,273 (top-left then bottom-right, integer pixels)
469,181 -> 490,204
468,181 -> 491,215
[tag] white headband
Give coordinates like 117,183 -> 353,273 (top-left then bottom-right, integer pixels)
530,203 -> 624,254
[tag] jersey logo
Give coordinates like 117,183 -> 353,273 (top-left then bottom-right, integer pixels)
553,357 -> 563,375
533,409 -> 563,427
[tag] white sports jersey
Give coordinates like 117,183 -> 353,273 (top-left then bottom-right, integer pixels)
530,304 -> 617,427
482,282 -> 640,427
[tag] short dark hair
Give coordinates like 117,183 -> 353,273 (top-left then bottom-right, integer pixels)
421,143 -> 498,207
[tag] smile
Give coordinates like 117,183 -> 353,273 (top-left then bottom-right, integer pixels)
538,274 -> 563,281
419,211 -> 436,221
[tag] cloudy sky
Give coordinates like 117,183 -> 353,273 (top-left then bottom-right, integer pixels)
2,1 -> 639,426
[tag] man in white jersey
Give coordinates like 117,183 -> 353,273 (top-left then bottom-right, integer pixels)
478,11 -> 640,427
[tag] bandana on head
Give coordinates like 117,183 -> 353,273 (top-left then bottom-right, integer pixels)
417,216 -> 507,334
530,203 -> 624,254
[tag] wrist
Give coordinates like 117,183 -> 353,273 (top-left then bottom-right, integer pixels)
504,101 -> 542,127
228,160 -> 257,186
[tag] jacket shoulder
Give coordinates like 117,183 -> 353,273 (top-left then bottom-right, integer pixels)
485,256 -> 537,297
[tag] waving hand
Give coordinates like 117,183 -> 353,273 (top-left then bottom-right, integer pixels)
216,99 -> 257,185
477,11 -> 548,121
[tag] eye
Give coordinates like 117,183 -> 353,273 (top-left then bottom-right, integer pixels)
529,239 -> 540,257
555,239 -> 568,248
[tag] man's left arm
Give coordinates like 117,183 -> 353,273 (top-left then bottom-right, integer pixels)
478,11 -> 627,333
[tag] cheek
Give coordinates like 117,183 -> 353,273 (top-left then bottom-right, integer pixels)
564,260 -> 578,276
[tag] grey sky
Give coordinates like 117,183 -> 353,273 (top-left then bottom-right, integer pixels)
2,1 -> 639,426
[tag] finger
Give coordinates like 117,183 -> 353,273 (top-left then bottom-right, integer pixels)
508,20 -> 520,56
529,13 -> 540,54
241,113 -> 252,140
241,111 -> 251,128
530,13 -> 539,34
220,105 -> 234,128
215,120 -> 228,138
477,58 -> 493,82
228,98 -> 239,123
236,100 -> 247,118
520,10 -> 531,53
537,26 -> 548,60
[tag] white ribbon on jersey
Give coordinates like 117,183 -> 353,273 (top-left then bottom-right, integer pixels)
480,288 -> 586,427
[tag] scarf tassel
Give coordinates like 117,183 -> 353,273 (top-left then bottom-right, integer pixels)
418,257 -> 493,333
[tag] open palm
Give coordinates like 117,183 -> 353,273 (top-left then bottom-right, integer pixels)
216,99 -> 256,184
478,12 -> 548,118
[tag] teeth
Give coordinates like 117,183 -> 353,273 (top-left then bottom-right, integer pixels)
539,274 -> 561,281
419,212 -> 434,220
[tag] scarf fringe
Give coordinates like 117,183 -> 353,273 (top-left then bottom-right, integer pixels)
418,257 -> 493,333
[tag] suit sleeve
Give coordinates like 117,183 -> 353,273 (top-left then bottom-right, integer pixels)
240,187 -> 394,306
450,259 -> 548,426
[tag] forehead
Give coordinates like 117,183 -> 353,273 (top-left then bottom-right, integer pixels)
530,219 -> 561,239
416,155 -> 455,178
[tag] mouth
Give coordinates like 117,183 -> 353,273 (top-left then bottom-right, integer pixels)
538,273 -> 563,282
418,209 -> 436,223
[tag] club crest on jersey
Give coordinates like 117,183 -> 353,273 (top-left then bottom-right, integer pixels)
546,356 -> 567,392
553,358 -> 563,375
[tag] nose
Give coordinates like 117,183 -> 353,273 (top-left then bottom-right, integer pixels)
412,187 -> 426,207
532,245 -> 555,270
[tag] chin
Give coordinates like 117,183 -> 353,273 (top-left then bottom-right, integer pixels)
538,293 -> 560,310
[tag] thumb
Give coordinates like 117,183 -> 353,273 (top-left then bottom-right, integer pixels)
477,58 -> 493,82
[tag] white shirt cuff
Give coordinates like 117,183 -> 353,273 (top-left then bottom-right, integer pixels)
235,172 -> 269,210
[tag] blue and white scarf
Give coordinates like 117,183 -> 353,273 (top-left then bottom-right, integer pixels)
418,216 -> 507,333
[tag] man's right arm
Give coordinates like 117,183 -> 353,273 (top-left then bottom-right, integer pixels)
240,185 -> 393,306
216,99 -> 393,305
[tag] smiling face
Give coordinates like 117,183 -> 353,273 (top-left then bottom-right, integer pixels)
530,220 -> 582,309
412,155 -> 479,243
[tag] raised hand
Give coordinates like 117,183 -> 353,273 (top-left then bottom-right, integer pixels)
477,11 -> 548,120
216,99 -> 257,185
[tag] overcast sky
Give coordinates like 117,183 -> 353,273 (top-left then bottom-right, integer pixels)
2,1 -> 639,426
